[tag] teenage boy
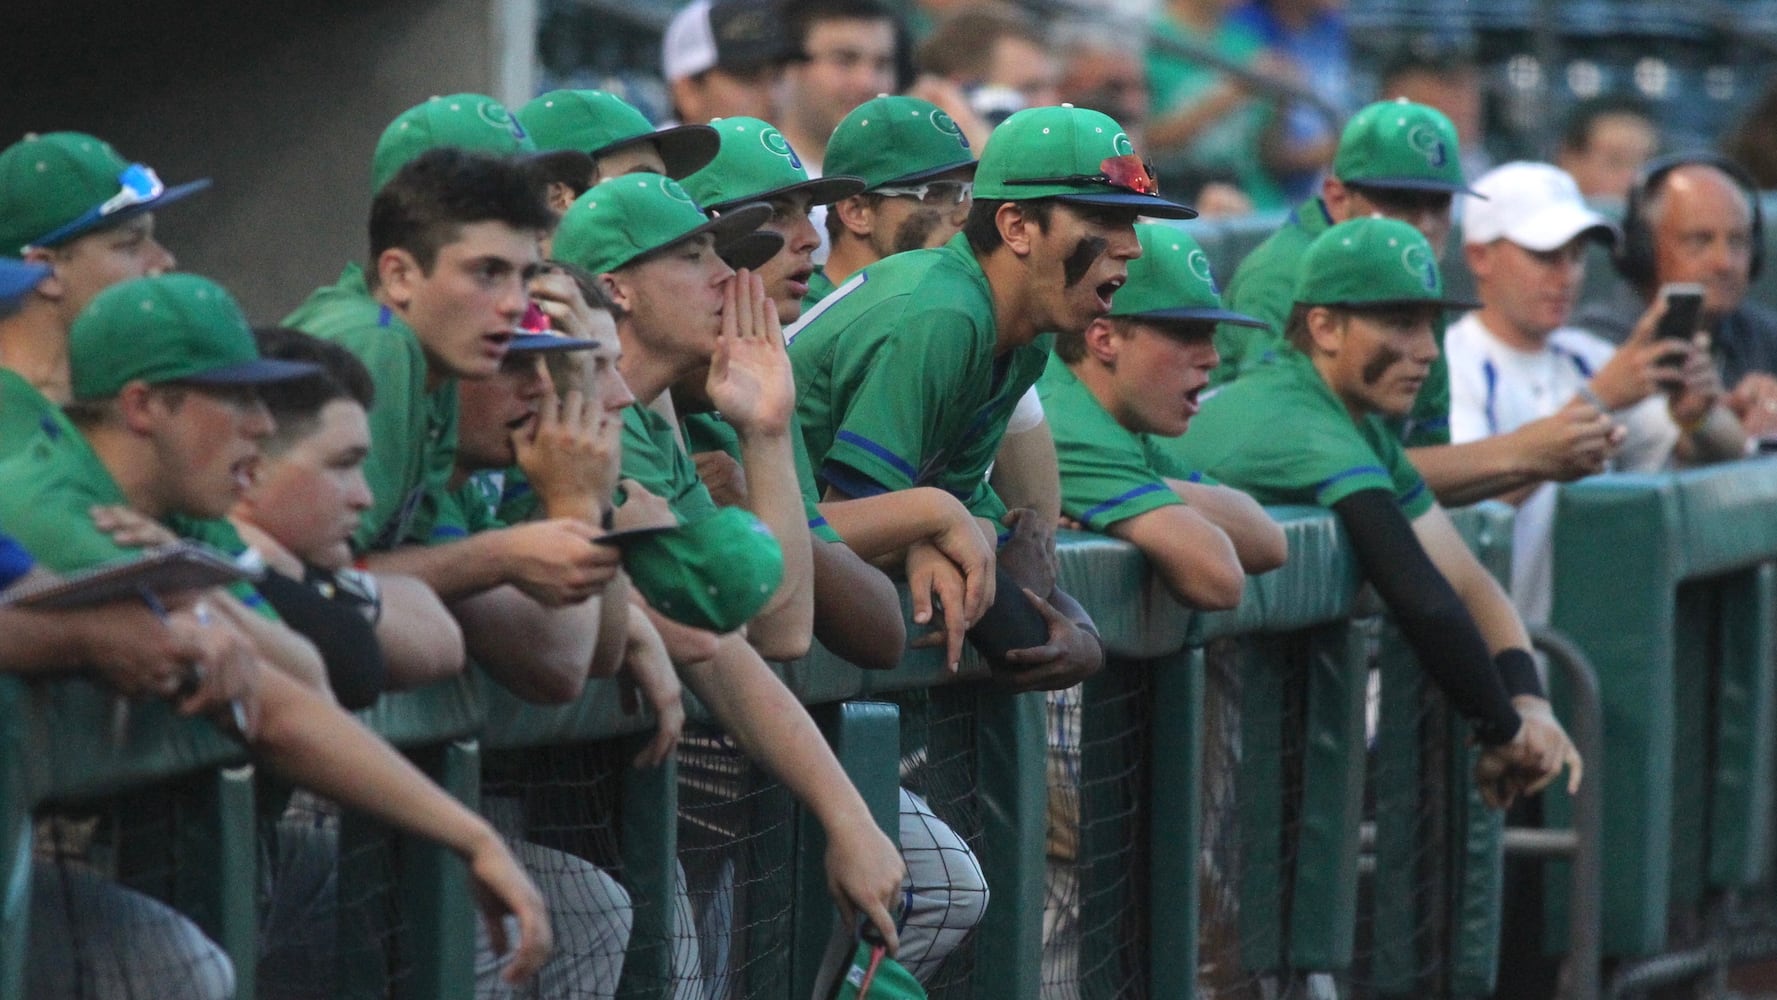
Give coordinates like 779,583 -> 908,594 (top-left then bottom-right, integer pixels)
788,105 -> 1190,687
1167,217 -> 1583,806
0,131 -> 205,452
518,88 -> 720,217
552,172 -> 906,946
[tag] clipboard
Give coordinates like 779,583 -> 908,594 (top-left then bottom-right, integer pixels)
0,542 -> 249,610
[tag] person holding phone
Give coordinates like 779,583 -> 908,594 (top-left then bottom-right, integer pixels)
1446,161 -> 1742,624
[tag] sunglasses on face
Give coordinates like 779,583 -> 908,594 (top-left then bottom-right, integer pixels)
1004,154 -> 1160,196
871,179 -> 974,208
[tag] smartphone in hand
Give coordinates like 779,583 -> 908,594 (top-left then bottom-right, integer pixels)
1655,282 -> 1705,342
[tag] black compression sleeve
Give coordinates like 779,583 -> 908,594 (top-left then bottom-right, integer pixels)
1330,489 -> 1521,746
254,569 -> 387,710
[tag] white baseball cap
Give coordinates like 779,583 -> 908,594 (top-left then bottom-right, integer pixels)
1462,161 -> 1620,251
662,0 -> 796,83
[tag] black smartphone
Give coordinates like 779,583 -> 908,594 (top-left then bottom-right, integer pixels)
1655,283 -> 1705,342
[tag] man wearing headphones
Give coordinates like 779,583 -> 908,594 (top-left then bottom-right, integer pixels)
1574,153 -> 1777,439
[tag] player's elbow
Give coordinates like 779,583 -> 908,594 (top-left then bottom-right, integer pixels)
754,630 -> 814,663
1245,522 -> 1290,574
1161,555 -> 1247,611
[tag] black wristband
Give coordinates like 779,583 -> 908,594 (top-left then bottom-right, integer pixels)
1493,648 -> 1544,700
1473,713 -> 1522,748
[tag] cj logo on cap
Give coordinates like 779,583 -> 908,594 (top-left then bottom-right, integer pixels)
658,176 -> 696,205
759,126 -> 803,170
1186,249 -> 1218,293
1407,124 -> 1447,169
1401,244 -> 1438,292
930,110 -> 969,149
1113,133 -> 1135,157
478,101 -> 528,142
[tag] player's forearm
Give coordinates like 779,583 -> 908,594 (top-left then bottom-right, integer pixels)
590,571 -> 632,679
452,586 -> 600,704
1676,405 -> 1746,464
810,540 -> 906,671
1409,438 -> 1537,508
819,487 -> 971,560
372,574 -> 467,689
990,422 -> 1062,526
737,428 -> 814,658
212,593 -> 332,699
364,534 -> 513,602
1168,479 -> 1288,573
677,632 -> 875,831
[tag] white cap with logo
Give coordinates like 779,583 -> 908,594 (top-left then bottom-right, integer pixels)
1462,161 -> 1620,251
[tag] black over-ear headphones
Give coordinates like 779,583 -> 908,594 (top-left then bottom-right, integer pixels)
1615,151 -> 1765,289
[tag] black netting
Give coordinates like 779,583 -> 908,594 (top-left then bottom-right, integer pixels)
674,722 -> 796,998
893,683 -> 987,997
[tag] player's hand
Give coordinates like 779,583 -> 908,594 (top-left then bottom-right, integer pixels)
619,611 -> 686,769
995,588 -> 1106,692
926,498 -> 995,627
824,814 -> 905,957
705,270 -> 794,438
1728,372 -> 1777,436
88,504 -> 180,549
526,266 -> 599,342
175,606 -> 263,740
1513,397 -> 1619,483
611,479 -> 678,534
514,370 -> 621,522
68,602 -> 210,700
466,829 -> 554,985
1473,697 -> 1582,809
997,508 -> 1057,601
496,519 -> 620,606
905,540 -> 972,671
692,450 -> 750,508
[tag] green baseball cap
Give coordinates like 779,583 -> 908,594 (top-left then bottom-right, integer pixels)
518,89 -> 720,180
0,132 -> 210,254
1293,217 -> 1479,311
826,95 -> 976,189
370,93 -> 538,194
70,274 -> 321,402
682,117 -> 865,212
831,940 -> 924,999
552,173 -> 778,275
608,505 -> 785,632
973,105 -> 1195,219
1332,99 -> 1476,195
1110,224 -> 1265,328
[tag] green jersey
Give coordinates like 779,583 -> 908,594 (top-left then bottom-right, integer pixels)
1163,350 -> 1434,519
431,474 -> 508,543
680,410 -> 844,544
801,266 -> 836,309
787,233 -> 1047,524
0,369 -> 75,461
1037,356 -> 1212,530
620,404 -> 719,523
284,263 -> 461,551
1217,198 -> 1452,446
0,420 -> 274,616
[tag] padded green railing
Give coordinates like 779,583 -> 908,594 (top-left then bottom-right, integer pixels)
1549,458 -> 1777,958
0,502 -> 1519,999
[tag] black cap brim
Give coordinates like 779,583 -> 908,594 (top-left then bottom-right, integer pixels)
715,230 -> 786,271
507,333 -> 601,354
1052,190 -> 1197,220
623,200 -> 776,272
709,174 -> 868,213
591,523 -> 678,548
588,124 -> 722,181
1347,177 -> 1481,198
181,357 -> 323,386
1126,307 -> 1268,329
879,158 -> 979,188
1317,296 -> 1481,312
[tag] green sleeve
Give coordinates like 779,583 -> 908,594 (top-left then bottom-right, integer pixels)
1041,362 -> 1183,530
621,407 -> 718,523
430,476 -> 507,544
1368,419 -> 1436,519
682,410 -> 842,542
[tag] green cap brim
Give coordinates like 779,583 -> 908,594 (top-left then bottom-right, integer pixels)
878,157 -> 979,188
589,124 -> 721,180
614,200 -> 774,272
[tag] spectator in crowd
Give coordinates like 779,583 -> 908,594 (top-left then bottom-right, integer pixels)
1555,95 -> 1659,203
1232,0 -> 1351,203
915,4 -> 1060,132
0,273 -> 554,992
1055,22 -> 1151,151
552,172 -> 907,947
1144,0 -> 1283,212
777,0 -> 901,176
790,105 -> 1186,687
1378,43 -> 1490,184
1724,77 -> 1777,191
1211,99 -> 1620,509
1043,223 -> 1287,599
1573,154 -> 1777,439
518,88 -> 721,220
1449,162 -> 1742,624
0,132 -> 205,454
1167,216 -> 1583,808
662,0 -> 801,127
